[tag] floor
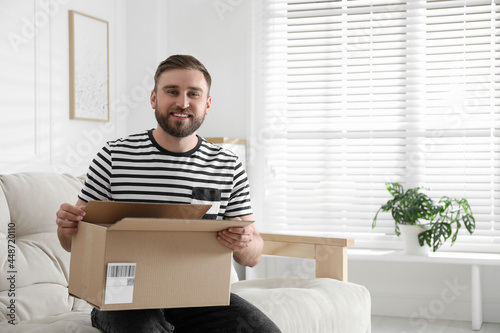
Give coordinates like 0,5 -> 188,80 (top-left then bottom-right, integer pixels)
372,316 -> 500,333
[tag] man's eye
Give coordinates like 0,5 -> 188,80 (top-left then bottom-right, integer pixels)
167,90 -> 178,95
189,92 -> 200,97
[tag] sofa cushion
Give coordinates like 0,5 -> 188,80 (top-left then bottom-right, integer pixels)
0,173 -> 84,236
0,173 -> 84,322
232,277 -> 371,333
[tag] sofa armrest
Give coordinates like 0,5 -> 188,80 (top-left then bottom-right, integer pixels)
260,233 -> 354,282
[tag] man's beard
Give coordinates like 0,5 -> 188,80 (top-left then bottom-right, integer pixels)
155,106 -> 206,138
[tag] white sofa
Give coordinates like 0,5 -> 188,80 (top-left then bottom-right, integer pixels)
0,172 -> 371,333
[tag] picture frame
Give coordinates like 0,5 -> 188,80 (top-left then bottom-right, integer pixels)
69,10 -> 109,122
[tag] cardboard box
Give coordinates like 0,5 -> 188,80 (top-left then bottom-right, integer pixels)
68,201 -> 252,311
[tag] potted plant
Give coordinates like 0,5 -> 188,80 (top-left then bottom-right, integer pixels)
372,183 -> 476,253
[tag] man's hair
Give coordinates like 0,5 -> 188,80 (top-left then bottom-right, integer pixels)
154,55 -> 212,95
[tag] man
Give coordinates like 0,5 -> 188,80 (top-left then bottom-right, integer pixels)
56,55 -> 281,333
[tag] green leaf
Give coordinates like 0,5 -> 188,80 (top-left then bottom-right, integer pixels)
381,200 -> 395,212
418,230 -> 431,247
428,223 -> 452,252
451,220 -> 461,244
392,209 -> 405,224
459,198 -> 471,212
386,183 -> 403,197
462,215 -> 475,234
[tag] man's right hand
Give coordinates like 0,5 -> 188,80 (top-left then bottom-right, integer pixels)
56,199 -> 87,252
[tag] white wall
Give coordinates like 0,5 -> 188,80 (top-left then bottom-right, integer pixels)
51,0 -> 126,176
119,0 -> 252,139
0,0 -> 127,176
154,0 -> 251,139
350,260 -> 500,325
119,0 -> 166,137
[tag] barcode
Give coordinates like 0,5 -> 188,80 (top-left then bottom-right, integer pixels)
107,264 -> 136,278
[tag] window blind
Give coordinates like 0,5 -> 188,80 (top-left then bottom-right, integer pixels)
250,0 -> 500,253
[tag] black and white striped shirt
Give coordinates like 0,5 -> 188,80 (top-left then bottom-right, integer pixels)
78,130 -> 253,219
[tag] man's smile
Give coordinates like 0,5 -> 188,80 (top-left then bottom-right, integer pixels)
170,111 -> 192,120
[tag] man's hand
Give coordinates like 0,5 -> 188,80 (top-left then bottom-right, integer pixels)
217,225 -> 254,252
56,199 -> 87,252
56,203 -> 85,234
218,215 -> 263,267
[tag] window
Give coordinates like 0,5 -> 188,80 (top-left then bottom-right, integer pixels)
250,0 -> 500,253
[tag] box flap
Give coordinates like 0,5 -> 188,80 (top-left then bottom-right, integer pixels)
108,218 -> 253,232
83,201 -> 211,224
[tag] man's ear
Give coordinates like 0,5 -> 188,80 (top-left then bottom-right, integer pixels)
150,90 -> 157,109
205,96 -> 212,115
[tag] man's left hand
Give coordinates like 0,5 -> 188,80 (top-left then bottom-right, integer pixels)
217,226 -> 254,252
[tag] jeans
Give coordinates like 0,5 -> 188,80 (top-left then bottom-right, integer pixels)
91,293 -> 282,333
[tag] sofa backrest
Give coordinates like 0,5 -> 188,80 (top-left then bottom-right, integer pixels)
0,172 -> 85,322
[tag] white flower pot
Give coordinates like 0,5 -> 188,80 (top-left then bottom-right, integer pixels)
398,224 -> 430,255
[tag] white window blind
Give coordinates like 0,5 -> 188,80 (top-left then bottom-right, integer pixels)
250,0 -> 500,253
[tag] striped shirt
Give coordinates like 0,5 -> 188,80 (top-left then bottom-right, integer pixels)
78,130 -> 253,219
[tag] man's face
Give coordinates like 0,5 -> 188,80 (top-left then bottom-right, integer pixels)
151,69 -> 211,138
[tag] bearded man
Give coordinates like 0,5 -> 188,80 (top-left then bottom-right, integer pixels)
56,55 -> 281,333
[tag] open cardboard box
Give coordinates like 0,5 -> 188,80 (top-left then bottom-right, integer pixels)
68,201 -> 252,311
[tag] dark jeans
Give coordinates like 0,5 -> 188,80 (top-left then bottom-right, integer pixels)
91,293 -> 282,333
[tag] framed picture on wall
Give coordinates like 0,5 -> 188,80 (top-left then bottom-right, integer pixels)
69,10 -> 109,122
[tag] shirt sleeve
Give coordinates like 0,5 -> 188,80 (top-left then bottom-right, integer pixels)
78,143 -> 113,202
224,157 -> 254,218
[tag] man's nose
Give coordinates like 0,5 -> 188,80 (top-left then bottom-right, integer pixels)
176,94 -> 190,109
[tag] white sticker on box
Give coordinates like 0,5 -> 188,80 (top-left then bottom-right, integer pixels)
104,263 -> 136,305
